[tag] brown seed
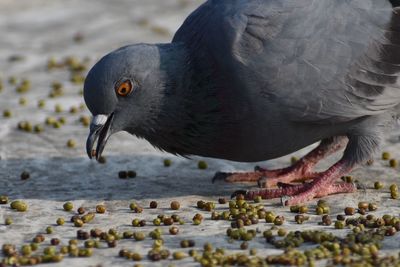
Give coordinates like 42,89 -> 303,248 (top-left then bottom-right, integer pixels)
169,226 -> 179,235
170,201 -> 180,210
322,215 -> 332,226
77,207 -> 85,215
193,213 -> 203,221
358,202 -> 369,210
96,205 -> 106,214
50,238 -> 60,246
20,171 -> 30,180
218,198 -> 227,204
118,171 -> 128,179
149,201 -> 158,209
163,217 -> 174,226
344,207 -> 355,216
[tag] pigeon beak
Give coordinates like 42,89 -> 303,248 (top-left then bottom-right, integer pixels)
86,113 -> 114,161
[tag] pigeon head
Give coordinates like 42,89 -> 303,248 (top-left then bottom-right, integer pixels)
84,44 -> 170,160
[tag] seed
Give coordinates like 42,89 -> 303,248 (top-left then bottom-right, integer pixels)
253,195 -> 262,203
134,206 -> 143,213
391,191 -> 399,199
153,218 -> 161,226
299,206 -> 308,214
163,159 -> 172,167
33,234 -> 45,243
21,245 -> 31,256
163,217 -> 174,226
133,232 -> 146,241
129,202 -> 137,210
274,216 -> 284,226
344,207 -> 355,215
132,252 -> 142,261
19,97 -> 27,105
277,228 -> 287,236
170,201 -> 180,210
127,170 -> 137,178
63,202 -> 74,211
139,220 -> 146,227
56,218 -> 65,225
390,184 -> 398,192
0,195 -> 9,204
197,161 -> 208,169
10,200 -> 28,212
98,156 -> 107,164
81,212 -> 95,223
149,201 -> 158,209
74,219 -> 84,227
322,215 -> 332,226
315,206 -> 323,215
335,221 -> 345,229
193,213 -> 203,221
20,171 -> 30,180
169,226 -> 179,235
44,246 -> 57,256
171,214 -> 180,222
3,109 -> 12,118
382,152 -> 391,160
132,219 -> 140,227
5,217 -> 12,225
368,203 -> 378,211
193,219 -> 202,225
51,238 -> 60,246
46,226 -> 54,234
374,181 -> 384,190
96,205 -> 106,214
34,124 -> 44,133
218,198 -> 227,204
389,159 -> 397,168
118,171 -> 128,179
358,202 -> 369,210
77,207 -> 85,214
171,251 -> 187,260
294,215 -> 305,224
197,200 -> 206,209
265,212 -> 276,223
55,104 -> 63,113
66,139 -> 76,148
240,241 -> 249,250
386,227 -> 397,236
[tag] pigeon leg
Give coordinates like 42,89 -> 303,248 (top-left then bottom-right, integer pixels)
234,134 -> 377,205
216,136 -> 347,187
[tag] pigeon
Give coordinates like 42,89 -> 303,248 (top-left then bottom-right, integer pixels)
84,0 -> 400,205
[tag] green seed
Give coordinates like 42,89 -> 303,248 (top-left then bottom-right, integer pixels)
391,191 -> 399,199
21,244 -> 32,256
74,219 -> 84,227
3,109 -> 12,118
390,184 -> 398,192
374,181 -> 384,190
335,221 -> 345,229
277,228 -> 287,237
10,200 -> 28,212
55,104 -> 63,113
81,212 -> 95,223
67,139 -> 76,148
299,206 -> 308,213
5,217 -> 13,225
382,152 -> 391,160
46,226 -> 54,234
197,161 -> 208,169
389,159 -> 397,168
173,251 -> 187,260
19,97 -> 27,105
163,159 -> 172,167
56,218 -> 65,225
63,202 -> 74,211
132,252 -> 142,261
368,203 -> 378,211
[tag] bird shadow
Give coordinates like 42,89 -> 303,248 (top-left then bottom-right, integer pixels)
0,154 -> 269,202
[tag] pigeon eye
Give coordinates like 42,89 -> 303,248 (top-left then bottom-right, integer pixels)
116,80 -> 133,97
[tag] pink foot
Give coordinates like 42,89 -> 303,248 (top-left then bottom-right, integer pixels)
232,159 -> 355,205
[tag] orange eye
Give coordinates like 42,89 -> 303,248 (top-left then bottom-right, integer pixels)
116,80 -> 133,97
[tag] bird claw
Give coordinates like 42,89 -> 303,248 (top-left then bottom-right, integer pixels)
212,172 -> 230,184
280,195 -> 291,206
231,190 -> 248,199
257,177 -> 268,188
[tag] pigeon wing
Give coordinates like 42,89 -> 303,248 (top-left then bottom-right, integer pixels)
173,0 -> 400,124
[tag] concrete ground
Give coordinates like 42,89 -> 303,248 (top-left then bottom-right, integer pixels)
1,1 -> 400,266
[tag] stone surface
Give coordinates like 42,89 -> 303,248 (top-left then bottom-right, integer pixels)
1,1 -> 400,266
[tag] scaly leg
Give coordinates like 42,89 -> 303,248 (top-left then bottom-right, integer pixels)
214,136 -> 348,188
231,134 -> 379,205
